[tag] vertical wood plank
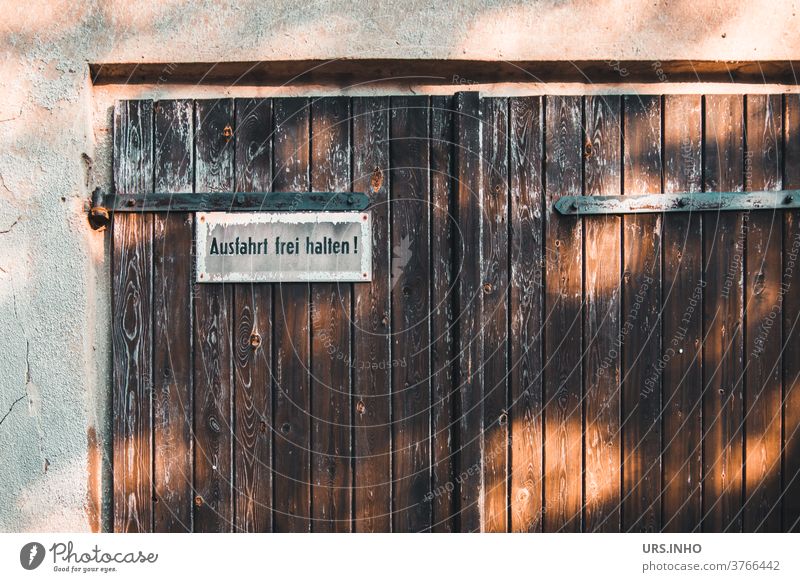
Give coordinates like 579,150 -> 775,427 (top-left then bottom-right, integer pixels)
430,95 -> 457,532
193,99 -> 235,532
455,91 -> 483,532
112,99 -> 154,533
352,97 -> 392,532
783,95 -> 800,532
662,95 -> 703,532
702,94 -> 744,533
390,96 -> 431,532
743,94 -> 783,532
622,95 -> 662,533
233,98 -> 273,532
543,95 -> 583,532
509,96 -> 545,532
583,95 -> 622,532
153,99 -> 193,532
481,97 -> 510,532
310,97 -> 353,532
272,98 -> 312,532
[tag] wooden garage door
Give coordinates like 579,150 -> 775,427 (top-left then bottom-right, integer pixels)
112,93 -> 800,532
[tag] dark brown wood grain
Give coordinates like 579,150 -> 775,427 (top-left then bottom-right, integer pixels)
543,95 -> 583,533
481,97 -> 510,532
455,91 -> 483,532
783,95 -> 800,532
93,59 -> 800,87
702,94 -> 744,533
310,97 -> 353,532
272,98 -> 312,532
743,94 -> 783,532
391,96 -> 432,532
112,99 -> 154,533
352,96 -> 392,532
509,96 -> 544,533
112,92 -> 800,534
153,99 -> 194,532
232,98 -> 273,532
583,94 -> 622,532
661,95 -> 703,532
193,99 -> 235,532
621,95 -> 662,533
430,95 -> 457,532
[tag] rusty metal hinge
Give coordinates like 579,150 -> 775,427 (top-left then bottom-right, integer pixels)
88,189 -> 369,230
555,190 -> 800,215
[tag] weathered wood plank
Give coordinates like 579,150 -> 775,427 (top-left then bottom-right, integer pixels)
509,96 -> 544,533
621,95 -> 662,533
112,99 -> 154,533
391,96 -> 431,532
543,95 -> 583,532
481,97 -> 510,532
153,99 -> 193,532
105,191 -> 368,212
702,94 -> 744,533
193,99 -> 235,532
583,94 -> 622,532
455,91 -> 483,532
310,97 -> 353,532
272,98 -> 312,532
233,98 -> 273,532
743,94 -> 783,532
430,95 -> 457,532
661,94 -> 703,532
352,96 -> 392,532
783,94 -> 800,532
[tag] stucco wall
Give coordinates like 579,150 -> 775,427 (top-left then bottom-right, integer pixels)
2,0 -> 800,532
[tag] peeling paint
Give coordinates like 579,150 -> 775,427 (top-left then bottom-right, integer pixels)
86,427 -> 102,533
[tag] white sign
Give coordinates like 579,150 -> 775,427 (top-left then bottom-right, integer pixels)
195,212 -> 372,283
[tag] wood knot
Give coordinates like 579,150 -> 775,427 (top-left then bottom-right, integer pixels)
260,421 -> 267,434
584,142 -> 593,158
356,400 -> 366,414
250,332 -> 262,349
194,495 -> 204,507
281,422 -> 291,434
483,282 -> 493,294
223,124 -> 233,141
370,166 -> 384,193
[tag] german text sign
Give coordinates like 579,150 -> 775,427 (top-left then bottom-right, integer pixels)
196,212 -> 372,282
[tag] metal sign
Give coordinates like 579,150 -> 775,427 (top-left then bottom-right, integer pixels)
196,212 -> 372,283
